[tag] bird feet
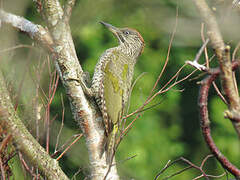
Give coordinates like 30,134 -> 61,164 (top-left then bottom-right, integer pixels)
79,71 -> 94,97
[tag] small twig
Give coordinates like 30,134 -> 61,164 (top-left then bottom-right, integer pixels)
0,44 -> 36,53
120,64 -> 196,143
185,38 -> 209,71
161,166 -> 192,180
155,154 -> 227,180
154,158 -> 192,180
45,63 -> 59,153
123,63 -> 191,121
232,41 -> 240,61
193,172 -> 226,180
212,82 -> 227,104
56,134 -> 83,161
180,157 -> 209,179
51,134 -> 81,158
72,168 -> 83,180
200,154 -> 214,169
201,23 -> 210,69
55,94 -> 65,153
19,152 -> 37,178
112,155 -> 137,166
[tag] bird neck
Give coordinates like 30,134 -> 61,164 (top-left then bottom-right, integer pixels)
118,41 -> 144,59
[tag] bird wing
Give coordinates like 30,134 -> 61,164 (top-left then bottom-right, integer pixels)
97,49 -> 124,134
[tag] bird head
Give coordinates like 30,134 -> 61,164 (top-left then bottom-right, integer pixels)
100,21 -> 145,57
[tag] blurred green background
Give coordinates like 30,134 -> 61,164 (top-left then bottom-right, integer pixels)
1,0 -> 240,179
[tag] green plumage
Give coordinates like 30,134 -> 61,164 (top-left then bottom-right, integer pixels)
91,22 -> 144,164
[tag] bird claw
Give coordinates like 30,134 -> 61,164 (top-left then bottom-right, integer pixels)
79,71 -> 94,97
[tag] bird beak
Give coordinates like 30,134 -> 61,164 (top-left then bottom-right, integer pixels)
100,21 -> 125,43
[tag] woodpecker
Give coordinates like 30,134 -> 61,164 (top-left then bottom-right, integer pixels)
91,22 -> 144,164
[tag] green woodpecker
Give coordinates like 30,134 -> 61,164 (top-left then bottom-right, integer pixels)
91,22 -> 144,164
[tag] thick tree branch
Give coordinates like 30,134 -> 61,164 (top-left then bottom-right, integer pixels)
63,0 -> 76,22
194,0 -> 240,137
0,10 -> 54,52
0,71 -> 69,180
199,60 -> 240,179
0,4 -> 119,179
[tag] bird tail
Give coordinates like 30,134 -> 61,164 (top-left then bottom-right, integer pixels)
106,125 -> 118,164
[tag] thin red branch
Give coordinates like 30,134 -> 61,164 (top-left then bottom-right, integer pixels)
180,157 -> 209,179
212,82 -> 227,104
19,152 -> 38,178
195,0 -> 240,137
45,60 -> 59,153
200,154 -> 214,169
154,154 -> 223,180
198,60 -> 240,178
56,134 -> 83,161
51,134 -> 81,158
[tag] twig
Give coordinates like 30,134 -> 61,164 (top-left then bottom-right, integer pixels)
161,166 -> 192,180
155,154 -> 226,180
51,134 -> 81,158
212,82 -> 227,104
72,168 -> 83,180
56,134 -> 83,161
180,157 -> 209,179
154,159 -> 183,180
232,41 -> 240,61
200,154 -> 214,168
19,152 -> 37,178
193,173 -> 226,180
201,23 -> 210,69
112,155 -> 137,166
185,38 -> 209,71
195,0 -> 240,137
0,44 -> 36,53
55,94 -> 65,152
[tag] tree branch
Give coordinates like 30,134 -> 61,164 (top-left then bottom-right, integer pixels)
63,0 -> 76,22
198,61 -> 240,179
0,71 -> 69,180
0,4 -> 119,179
194,0 -> 240,138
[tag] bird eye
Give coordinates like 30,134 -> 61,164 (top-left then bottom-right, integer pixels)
124,31 -> 130,35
